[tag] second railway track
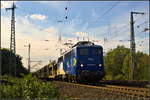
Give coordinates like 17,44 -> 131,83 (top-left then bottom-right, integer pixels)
52,81 -> 150,99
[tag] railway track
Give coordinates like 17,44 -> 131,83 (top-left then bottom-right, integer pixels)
98,85 -> 149,99
52,81 -> 150,99
99,80 -> 149,88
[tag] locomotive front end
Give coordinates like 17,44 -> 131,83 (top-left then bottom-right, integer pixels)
76,45 -> 105,83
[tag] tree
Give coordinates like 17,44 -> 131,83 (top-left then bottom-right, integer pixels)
123,51 -> 149,80
136,52 -> 149,80
1,48 -> 28,77
104,46 -> 130,80
104,45 -> 149,80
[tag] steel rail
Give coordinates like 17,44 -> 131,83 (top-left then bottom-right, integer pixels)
53,81 -> 149,99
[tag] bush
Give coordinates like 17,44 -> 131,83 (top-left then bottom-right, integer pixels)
0,74 -> 59,99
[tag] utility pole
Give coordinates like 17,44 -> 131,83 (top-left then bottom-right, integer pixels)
28,44 -> 31,72
130,12 -> 144,80
77,37 -> 79,42
24,43 -> 31,72
57,21 -> 63,56
6,3 -> 17,76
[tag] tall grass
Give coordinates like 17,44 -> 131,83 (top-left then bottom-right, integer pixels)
0,74 -> 59,99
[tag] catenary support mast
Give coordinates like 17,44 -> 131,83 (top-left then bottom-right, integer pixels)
130,12 -> 144,80
6,3 -> 17,76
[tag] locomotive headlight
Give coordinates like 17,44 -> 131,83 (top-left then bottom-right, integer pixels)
80,64 -> 84,67
99,64 -> 102,67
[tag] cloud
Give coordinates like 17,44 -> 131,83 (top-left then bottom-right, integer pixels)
43,27 -> 58,35
1,1 -> 17,9
30,14 -> 48,21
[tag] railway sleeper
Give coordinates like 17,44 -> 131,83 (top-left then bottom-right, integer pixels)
99,86 -> 148,99
112,89 -> 148,97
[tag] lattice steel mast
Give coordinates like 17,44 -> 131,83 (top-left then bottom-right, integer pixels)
6,3 -> 17,76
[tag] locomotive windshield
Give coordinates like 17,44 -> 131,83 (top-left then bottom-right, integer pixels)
92,48 -> 101,55
79,49 -> 88,55
78,47 -> 103,64
79,47 -> 101,56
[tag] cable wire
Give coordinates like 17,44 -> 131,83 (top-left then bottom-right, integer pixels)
85,1 -> 120,32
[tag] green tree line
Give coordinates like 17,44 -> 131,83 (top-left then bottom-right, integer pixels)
1,48 -> 28,77
104,46 -> 149,80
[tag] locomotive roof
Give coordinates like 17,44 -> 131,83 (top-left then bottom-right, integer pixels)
72,41 -> 95,47
59,41 -> 102,57
76,44 -> 102,48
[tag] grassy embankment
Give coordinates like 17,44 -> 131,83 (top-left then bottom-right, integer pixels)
0,74 -> 59,99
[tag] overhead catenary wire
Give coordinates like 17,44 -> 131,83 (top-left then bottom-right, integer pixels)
64,0 -> 71,21
101,24 -> 130,45
89,21 -> 130,47
135,21 -> 148,29
103,31 -> 130,52
134,12 -> 148,23
93,1 -> 120,23
83,1 -> 120,43
135,29 -> 149,37
84,1 -> 120,32
134,20 -> 149,37
105,22 -> 130,42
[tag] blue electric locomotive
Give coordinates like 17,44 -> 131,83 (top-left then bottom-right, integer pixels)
56,41 -> 105,83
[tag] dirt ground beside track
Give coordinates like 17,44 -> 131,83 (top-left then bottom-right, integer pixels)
51,81 -> 112,99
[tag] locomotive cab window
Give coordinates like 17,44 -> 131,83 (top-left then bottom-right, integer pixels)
79,49 -> 88,55
92,49 -> 101,55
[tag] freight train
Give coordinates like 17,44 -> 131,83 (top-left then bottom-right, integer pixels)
34,41 -> 105,83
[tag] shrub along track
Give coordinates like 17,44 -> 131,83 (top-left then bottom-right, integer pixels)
51,81 -> 150,99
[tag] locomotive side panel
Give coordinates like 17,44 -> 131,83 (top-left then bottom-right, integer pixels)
63,49 -> 77,76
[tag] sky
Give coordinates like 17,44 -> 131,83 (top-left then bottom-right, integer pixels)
1,1 -> 149,72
